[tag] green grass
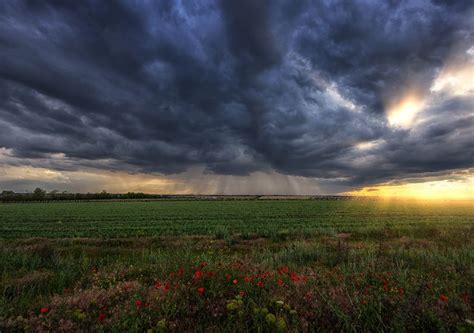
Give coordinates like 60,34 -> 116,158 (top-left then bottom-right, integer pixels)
0,200 -> 473,332
1,200 -> 472,238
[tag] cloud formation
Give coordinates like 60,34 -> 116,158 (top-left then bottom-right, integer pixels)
0,0 -> 473,193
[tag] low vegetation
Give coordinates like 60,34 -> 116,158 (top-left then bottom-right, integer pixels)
0,200 -> 473,332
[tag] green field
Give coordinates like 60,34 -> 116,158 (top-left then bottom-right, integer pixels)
1,200 -> 473,332
1,200 -> 473,238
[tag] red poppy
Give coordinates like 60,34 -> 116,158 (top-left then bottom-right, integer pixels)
278,266 -> 289,274
290,272 -> 300,283
197,287 -> 205,295
277,278 -> 283,286
256,281 -> 264,287
163,283 -> 170,292
98,313 -> 106,322
232,279 -> 238,284
439,294 -> 448,302
194,270 -> 204,280
135,300 -> 143,309
40,307 -> 49,314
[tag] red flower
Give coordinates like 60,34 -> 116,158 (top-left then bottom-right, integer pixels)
398,288 -> 405,296
197,287 -> 205,295
135,300 -> 143,309
439,294 -> 449,302
163,283 -> 170,292
200,261 -> 208,268
40,307 -> 49,314
256,281 -> 264,287
194,270 -> 204,280
244,276 -> 252,283
290,272 -> 300,283
98,313 -> 106,322
278,266 -> 289,274
232,279 -> 238,284
277,278 -> 283,286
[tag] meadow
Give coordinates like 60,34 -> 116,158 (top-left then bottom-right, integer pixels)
0,199 -> 473,332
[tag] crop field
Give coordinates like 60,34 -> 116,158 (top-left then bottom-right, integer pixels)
1,200 -> 473,332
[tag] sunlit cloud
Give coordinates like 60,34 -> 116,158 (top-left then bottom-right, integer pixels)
430,45 -> 474,96
386,94 -> 425,128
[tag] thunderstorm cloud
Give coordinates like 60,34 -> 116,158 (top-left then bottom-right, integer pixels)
0,0 -> 473,193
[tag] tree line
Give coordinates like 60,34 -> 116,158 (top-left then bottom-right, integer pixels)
0,188 -> 163,202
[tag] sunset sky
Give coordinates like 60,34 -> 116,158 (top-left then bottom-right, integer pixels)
0,1 -> 473,199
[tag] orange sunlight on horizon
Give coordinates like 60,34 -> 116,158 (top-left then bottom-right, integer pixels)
344,178 -> 474,201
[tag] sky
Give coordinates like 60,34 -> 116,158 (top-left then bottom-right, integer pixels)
0,0 -> 473,198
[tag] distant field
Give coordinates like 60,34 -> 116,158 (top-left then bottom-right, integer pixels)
1,200 -> 473,332
1,200 -> 472,238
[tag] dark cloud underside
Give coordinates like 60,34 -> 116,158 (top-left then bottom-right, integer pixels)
0,0 -> 473,189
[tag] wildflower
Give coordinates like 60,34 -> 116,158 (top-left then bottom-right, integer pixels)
197,287 -> 205,295
439,294 -> 449,302
200,261 -> 208,268
278,266 -> 289,274
265,313 -> 276,325
256,280 -> 264,287
163,283 -> 170,292
233,279 -> 238,284
276,318 -> 287,331
277,278 -> 283,286
244,276 -> 252,283
98,313 -> 106,322
290,272 -> 300,283
40,307 -> 49,314
398,288 -> 405,296
157,319 -> 166,329
135,300 -> 143,309
194,270 -> 204,280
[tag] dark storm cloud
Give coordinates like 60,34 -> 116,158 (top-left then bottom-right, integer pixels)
0,0 -> 473,188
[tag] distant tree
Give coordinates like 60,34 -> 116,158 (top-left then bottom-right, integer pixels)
33,187 -> 46,199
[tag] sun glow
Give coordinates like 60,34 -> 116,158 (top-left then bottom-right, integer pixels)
386,95 -> 424,128
344,178 -> 474,201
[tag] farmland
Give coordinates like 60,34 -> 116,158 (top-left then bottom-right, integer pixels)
1,199 -> 473,332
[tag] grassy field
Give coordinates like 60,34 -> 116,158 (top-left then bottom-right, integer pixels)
0,200 -> 473,332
